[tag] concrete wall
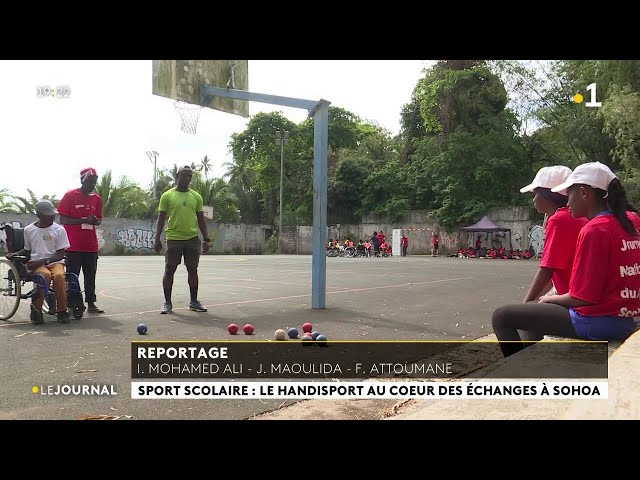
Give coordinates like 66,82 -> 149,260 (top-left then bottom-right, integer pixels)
0,214 -> 272,256
320,209 -> 465,256
487,206 -> 539,252
1,207 -> 541,256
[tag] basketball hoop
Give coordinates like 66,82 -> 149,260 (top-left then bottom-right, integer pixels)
174,101 -> 203,135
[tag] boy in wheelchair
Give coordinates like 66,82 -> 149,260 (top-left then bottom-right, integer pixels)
5,200 -> 77,324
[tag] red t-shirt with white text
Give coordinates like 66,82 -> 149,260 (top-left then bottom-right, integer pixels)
540,207 -> 588,295
627,211 -> 640,232
570,213 -> 640,318
58,188 -> 103,252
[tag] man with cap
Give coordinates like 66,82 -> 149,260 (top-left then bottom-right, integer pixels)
154,165 -> 210,314
519,165 -> 588,303
58,167 -> 105,314
6,200 -> 71,324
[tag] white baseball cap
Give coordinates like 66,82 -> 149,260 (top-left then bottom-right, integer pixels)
519,165 -> 573,194
551,162 -> 617,195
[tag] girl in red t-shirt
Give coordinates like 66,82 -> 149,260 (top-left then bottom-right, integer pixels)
492,162 -> 640,357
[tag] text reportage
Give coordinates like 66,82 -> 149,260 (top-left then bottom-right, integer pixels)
137,346 -> 228,359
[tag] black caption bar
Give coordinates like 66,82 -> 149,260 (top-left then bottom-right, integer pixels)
131,341 -> 608,379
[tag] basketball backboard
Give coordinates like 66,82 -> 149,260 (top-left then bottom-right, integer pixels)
152,60 -> 249,117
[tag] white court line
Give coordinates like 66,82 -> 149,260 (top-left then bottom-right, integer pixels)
213,284 -> 262,290
237,278 -> 350,290
97,283 -> 265,293
0,276 -> 474,326
99,290 -> 126,301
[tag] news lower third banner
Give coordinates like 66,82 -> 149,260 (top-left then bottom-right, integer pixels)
131,341 -> 609,379
131,381 -> 608,400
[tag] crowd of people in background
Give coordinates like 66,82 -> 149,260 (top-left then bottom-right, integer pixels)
326,231 -> 394,257
457,243 -> 534,259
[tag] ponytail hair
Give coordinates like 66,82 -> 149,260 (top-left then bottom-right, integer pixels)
606,178 -> 637,235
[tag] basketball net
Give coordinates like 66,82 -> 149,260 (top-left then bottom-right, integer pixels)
174,101 -> 203,135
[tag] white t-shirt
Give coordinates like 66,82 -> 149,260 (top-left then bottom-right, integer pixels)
23,222 -> 70,267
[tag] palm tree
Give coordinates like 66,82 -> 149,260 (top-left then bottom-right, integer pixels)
155,169 -> 176,194
96,170 -> 132,217
114,178 -> 153,219
169,162 -> 201,182
0,188 -> 18,213
190,175 -> 240,223
209,178 -> 240,223
222,156 -> 255,192
13,190 -> 60,214
200,156 -> 213,179
169,164 -> 179,183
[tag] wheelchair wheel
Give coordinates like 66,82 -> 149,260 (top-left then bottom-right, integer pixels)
72,306 -> 83,320
0,259 -> 21,321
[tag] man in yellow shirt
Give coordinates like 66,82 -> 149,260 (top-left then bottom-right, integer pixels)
154,165 -> 210,314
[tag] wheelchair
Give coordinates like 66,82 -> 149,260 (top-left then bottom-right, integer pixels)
326,247 -> 340,257
0,224 -> 84,323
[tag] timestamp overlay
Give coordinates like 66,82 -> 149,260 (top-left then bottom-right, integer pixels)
36,85 -> 72,98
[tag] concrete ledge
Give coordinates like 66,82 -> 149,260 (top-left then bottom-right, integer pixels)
562,329 -> 640,419
390,336 -> 618,420
543,335 -> 622,357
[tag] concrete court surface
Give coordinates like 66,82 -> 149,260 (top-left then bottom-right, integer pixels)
0,254 -> 539,420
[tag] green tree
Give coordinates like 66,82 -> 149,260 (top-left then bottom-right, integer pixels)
0,188 -> 18,213
112,177 -> 153,219
361,159 -> 410,222
399,61 -> 531,227
228,112 -> 299,225
13,190 -> 59,214
328,152 -> 374,223
492,60 -> 640,171
600,85 -> 640,171
190,174 -> 240,223
223,156 -> 255,192
96,169 -> 135,217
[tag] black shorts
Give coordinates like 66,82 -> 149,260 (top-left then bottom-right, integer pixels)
166,238 -> 200,268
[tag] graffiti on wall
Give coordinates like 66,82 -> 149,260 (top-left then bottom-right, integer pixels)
438,231 -> 459,251
117,228 -> 155,249
96,229 -> 105,251
511,232 -> 523,250
529,224 -> 544,254
0,221 -> 22,252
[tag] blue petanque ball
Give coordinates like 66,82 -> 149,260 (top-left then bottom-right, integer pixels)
316,334 -> 328,346
137,323 -> 148,335
311,331 -> 320,340
288,327 -> 299,339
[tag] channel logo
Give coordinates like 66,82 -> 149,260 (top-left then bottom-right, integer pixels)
32,385 -> 118,396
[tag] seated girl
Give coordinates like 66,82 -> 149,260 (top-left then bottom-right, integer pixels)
492,162 -> 640,357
